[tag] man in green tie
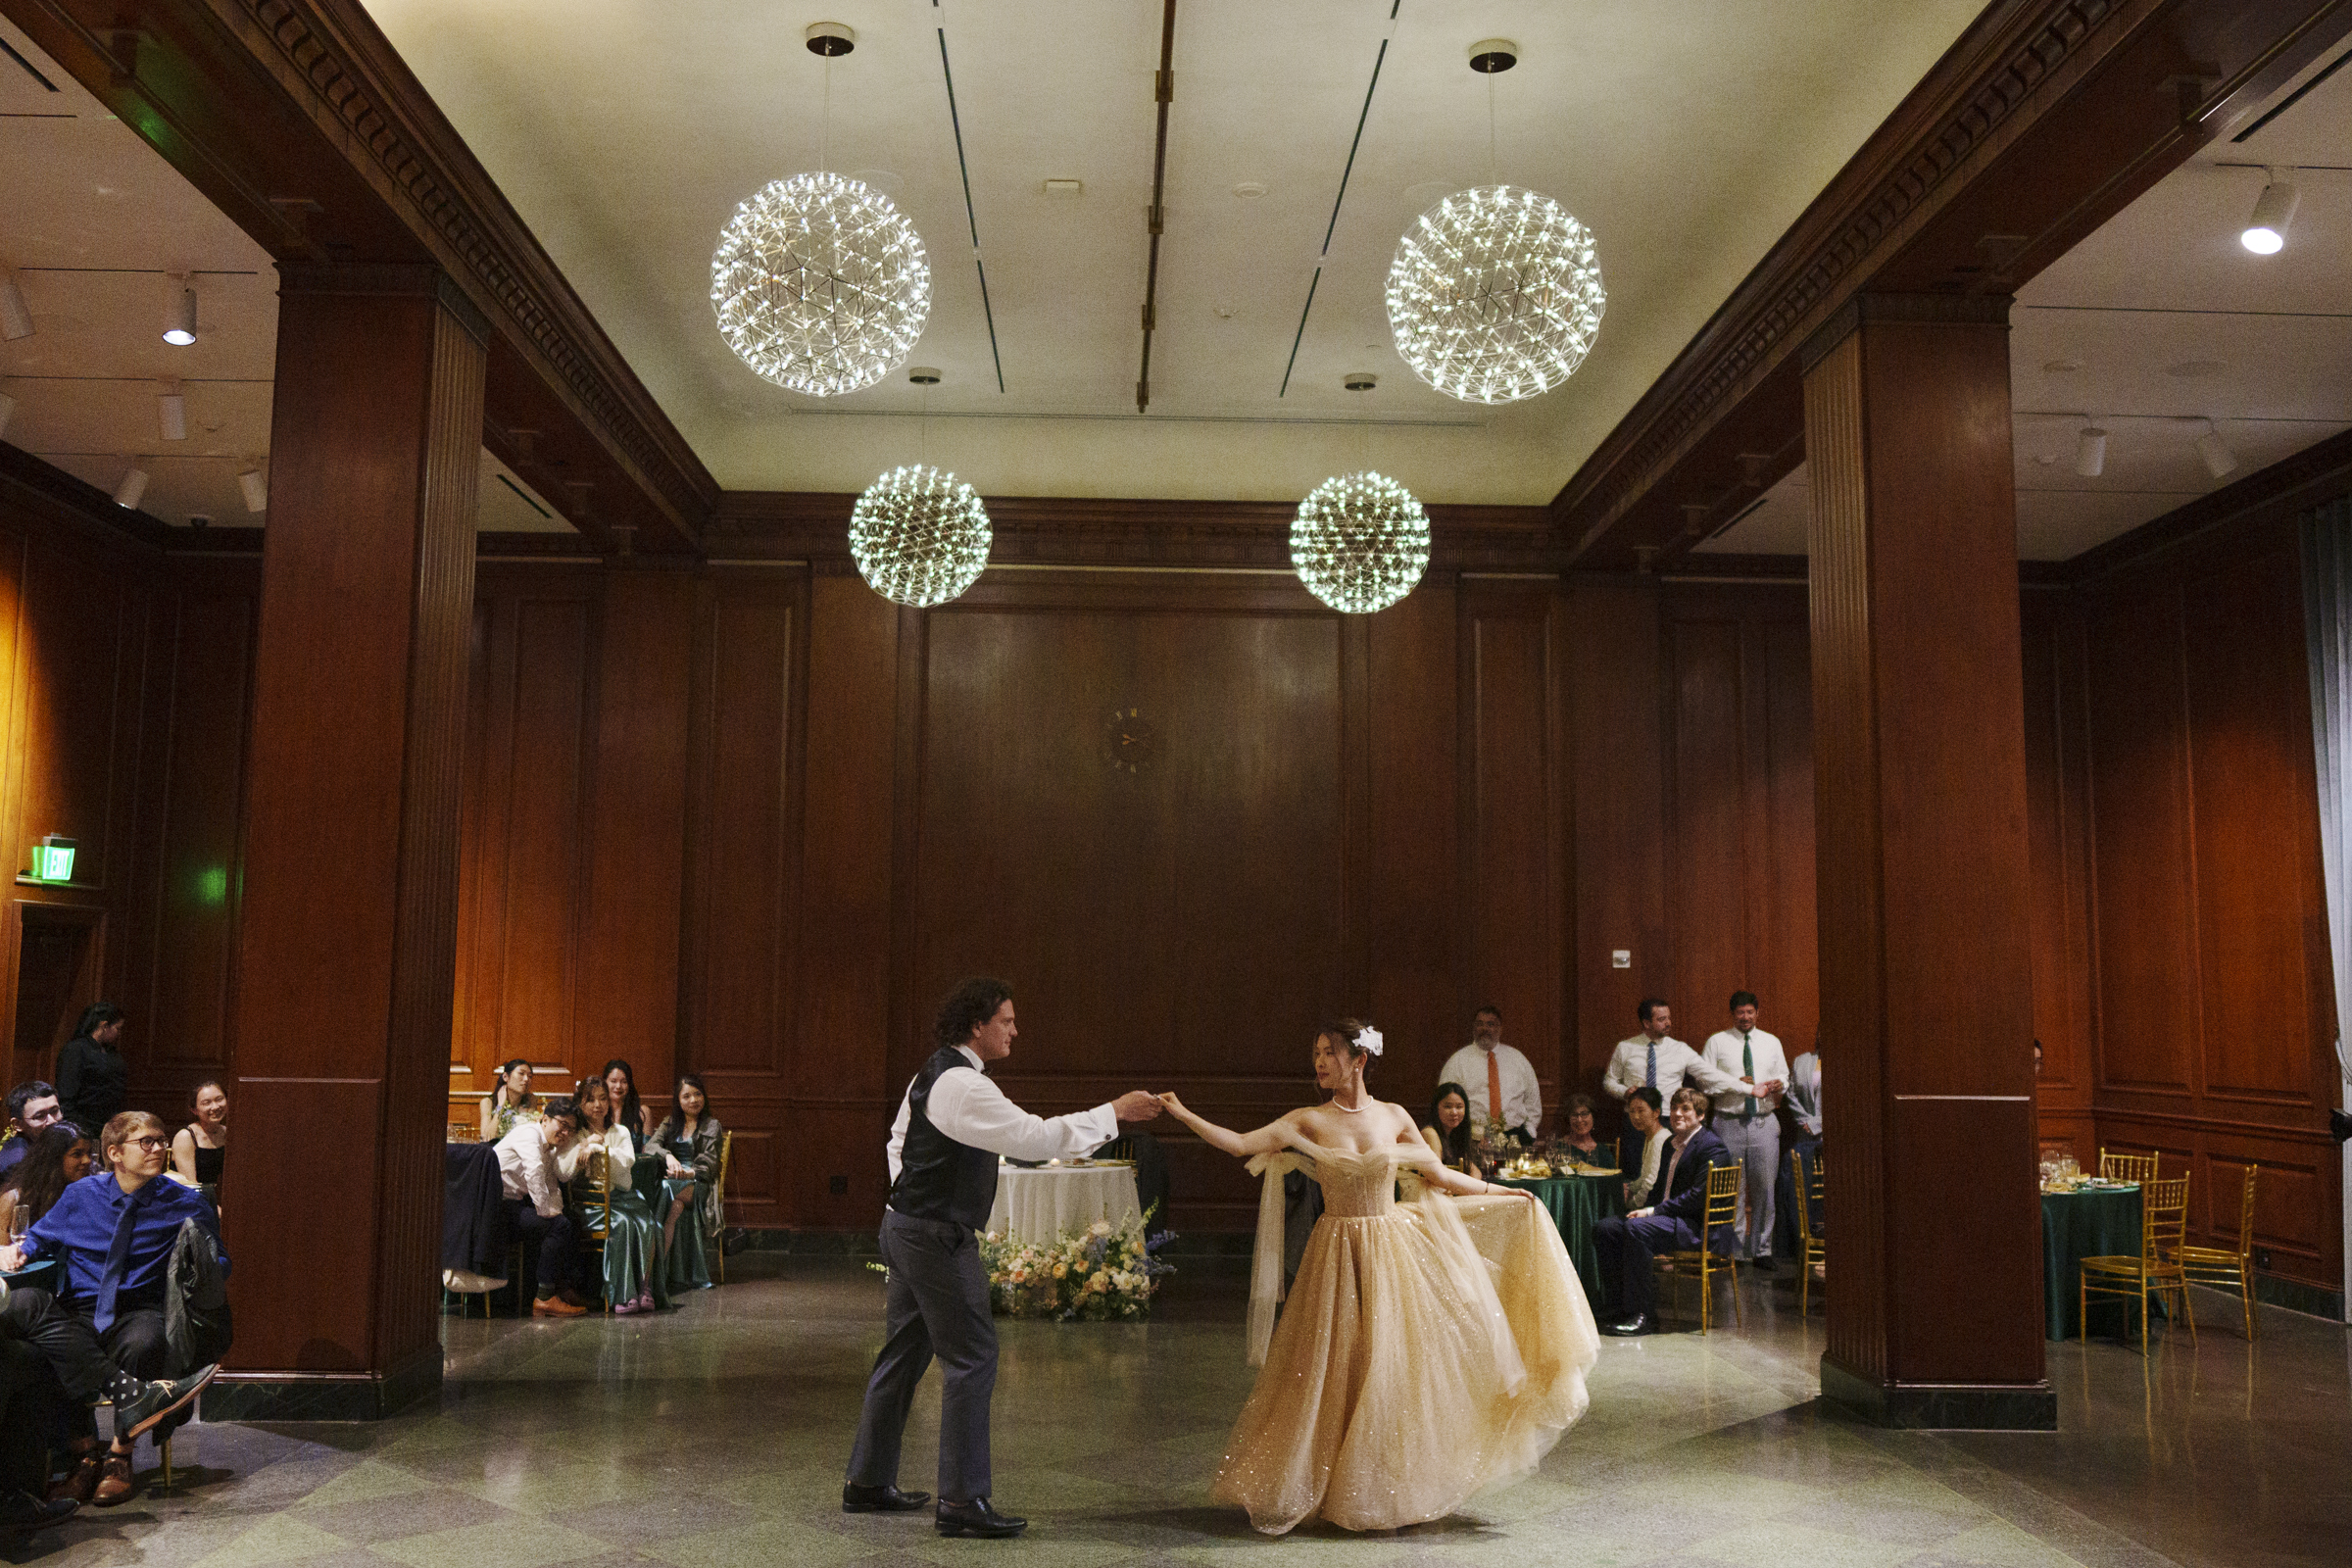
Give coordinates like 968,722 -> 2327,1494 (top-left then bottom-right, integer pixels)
1701,992 -> 1789,1271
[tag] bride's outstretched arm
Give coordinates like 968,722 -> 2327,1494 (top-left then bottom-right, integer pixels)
1157,1093 -> 1290,1159
1397,1126 -> 1533,1200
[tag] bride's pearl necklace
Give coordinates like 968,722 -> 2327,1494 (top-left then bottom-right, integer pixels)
1329,1093 -> 1370,1113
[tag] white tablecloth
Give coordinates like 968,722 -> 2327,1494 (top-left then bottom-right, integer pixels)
987,1163 -> 1142,1241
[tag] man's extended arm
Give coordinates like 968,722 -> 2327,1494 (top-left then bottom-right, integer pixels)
926,1071 -> 1119,1162
1599,1045 -> 1634,1101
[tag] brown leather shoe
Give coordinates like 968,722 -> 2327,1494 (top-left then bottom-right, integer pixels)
49,1452 -> 100,1504
92,1453 -> 134,1506
531,1294 -> 587,1317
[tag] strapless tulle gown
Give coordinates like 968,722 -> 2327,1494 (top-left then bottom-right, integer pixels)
1213,1139 -> 1597,1534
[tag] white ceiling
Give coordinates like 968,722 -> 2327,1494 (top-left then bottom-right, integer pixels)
357,0 -> 1986,506
0,16 -> 571,535
1698,42 -> 2352,564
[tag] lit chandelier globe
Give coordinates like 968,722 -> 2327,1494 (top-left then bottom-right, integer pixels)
710,172 -> 931,397
1386,184 -> 1605,405
850,465 -> 992,607
1291,471 -> 1431,614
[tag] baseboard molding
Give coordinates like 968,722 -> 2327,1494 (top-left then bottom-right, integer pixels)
1820,1356 -> 2058,1431
2249,1271 -> 2344,1321
203,1346 -> 442,1422
740,1226 -> 1257,1259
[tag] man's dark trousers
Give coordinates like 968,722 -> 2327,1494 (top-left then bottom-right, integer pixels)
847,1208 -> 996,1501
1592,1212 -> 1704,1319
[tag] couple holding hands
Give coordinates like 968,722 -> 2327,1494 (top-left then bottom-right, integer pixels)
845,979 -> 1593,1541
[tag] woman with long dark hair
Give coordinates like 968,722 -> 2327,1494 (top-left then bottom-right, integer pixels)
555,1078 -> 668,1314
601,1059 -> 651,1141
646,1074 -> 723,1290
0,1124 -> 93,1239
479,1058 -> 537,1142
55,1003 -> 127,1138
1421,1082 -> 1476,1172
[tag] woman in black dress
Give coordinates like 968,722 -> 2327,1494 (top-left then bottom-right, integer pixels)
171,1080 -> 228,1207
54,1003 -> 126,1138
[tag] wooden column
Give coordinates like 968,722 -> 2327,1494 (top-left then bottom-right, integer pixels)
1802,294 -> 2052,1429
214,265 -> 487,1421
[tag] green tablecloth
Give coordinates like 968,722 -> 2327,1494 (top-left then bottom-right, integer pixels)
2041,1185 -> 2142,1340
1497,1172 -> 1624,1304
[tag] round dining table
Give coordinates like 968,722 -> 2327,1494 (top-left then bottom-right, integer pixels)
2040,1183 -> 2142,1340
1494,1169 -> 1624,1304
987,1160 -> 1142,1242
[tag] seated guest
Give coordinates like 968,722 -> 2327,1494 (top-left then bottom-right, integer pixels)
0,1111 -> 223,1504
0,1126 -> 93,1239
479,1058 -> 539,1142
1421,1083 -> 1476,1173
56,1005 -> 129,1139
0,1314 -> 81,1534
558,1080 -> 668,1315
601,1058 -> 654,1141
0,1082 -> 64,1180
496,1097 -> 591,1316
170,1081 -> 228,1208
1591,1087 -> 1735,1337
1618,1087 -> 1669,1207
647,1074 -> 723,1290
1558,1094 -> 1608,1166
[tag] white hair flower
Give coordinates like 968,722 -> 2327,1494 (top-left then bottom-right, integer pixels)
1356,1026 -> 1385,1057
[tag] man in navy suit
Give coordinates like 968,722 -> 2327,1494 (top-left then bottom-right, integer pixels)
1592,1086 -> 1736,1336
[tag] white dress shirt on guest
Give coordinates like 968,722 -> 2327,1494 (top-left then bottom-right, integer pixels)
1600,1036 -> 1743,1101
1788,1051 -> 1823,1138
1701,1026 -> 1789,1118
1437,1041 -> 1543,1134
495,1121 -> 566,1219
886,1045 -> 1119,1184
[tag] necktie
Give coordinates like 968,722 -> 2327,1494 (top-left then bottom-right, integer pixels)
1487,1051 -> 1504,1135
95,1186 -> 145,1334
1742,1030 -> 1757,1117
1645,1042 -> 1658,1088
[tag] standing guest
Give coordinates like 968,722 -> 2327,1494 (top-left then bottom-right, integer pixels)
601,1059 -> 653,1141
557,1080 -> 667,1315
647,1074 -> 723,1290
1777,1039 -> 1825,1263
479,1059 -> 538,1142
0,1110 -> 223,1504
844,977 -> 1164,1539
1702,992 -> 1789,1272
0,1082 -> 64,1180
1591,1087 -> 1736,1336
170,1081 -> 228,1207
1437,1005 -> 1542,1143
1420,1083 -> 1476,1172
0,1126 -> 93,1238
1617,1088 -> 1669,1207
1601,1000 -> 1747,1103
55,1005 -> 128,1139
495,1097 -> 590,1316
1558,1095 -> 1608,1166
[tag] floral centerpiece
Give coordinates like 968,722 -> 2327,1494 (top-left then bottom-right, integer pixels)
976,1210 -> 1174,1321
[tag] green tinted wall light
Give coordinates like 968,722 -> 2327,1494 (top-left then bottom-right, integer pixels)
29,835 -> 75,883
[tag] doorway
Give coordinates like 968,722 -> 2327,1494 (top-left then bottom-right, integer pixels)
10,902 -> 105,1090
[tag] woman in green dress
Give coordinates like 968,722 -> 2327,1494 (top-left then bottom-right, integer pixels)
648,1074 -> 723,1291
558,1077 -> 670,1314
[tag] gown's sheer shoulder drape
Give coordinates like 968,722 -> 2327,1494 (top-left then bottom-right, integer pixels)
1220,1131 -> 1597,1535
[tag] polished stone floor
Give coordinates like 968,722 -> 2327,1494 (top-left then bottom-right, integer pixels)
6,1258 -> 2345,1568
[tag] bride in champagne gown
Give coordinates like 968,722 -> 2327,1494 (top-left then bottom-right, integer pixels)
1158,1020 -> 1597,1535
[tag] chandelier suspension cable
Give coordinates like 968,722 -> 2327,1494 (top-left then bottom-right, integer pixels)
821,50 -> 832,172
1487,69 -> 1498,185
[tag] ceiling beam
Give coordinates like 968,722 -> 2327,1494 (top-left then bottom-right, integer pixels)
1553,0 -> 2352,572
0,0 -> 719,556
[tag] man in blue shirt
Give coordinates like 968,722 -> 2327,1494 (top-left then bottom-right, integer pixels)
0,1110 -> 221,1506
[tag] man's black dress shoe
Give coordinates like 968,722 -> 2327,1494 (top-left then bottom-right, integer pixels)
1751,1254 -> 1778,1274
1600,1313 -> 1654,1337
936,1497 -> 1027,1538
843,1483 -> 931,1513
1,1490 -> 78,1533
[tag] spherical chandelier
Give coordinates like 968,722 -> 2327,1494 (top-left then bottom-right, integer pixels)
1291,471 -> 1431,614
850,465 -> 992,607
1387,184 -> 1605,406
710,172 -> 931,398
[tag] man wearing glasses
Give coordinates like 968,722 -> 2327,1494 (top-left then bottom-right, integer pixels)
0,1110 -> 221,1506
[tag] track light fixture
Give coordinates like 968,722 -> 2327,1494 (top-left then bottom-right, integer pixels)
238,466 -> 268,514
158,386 -> 186,442
0,271 -> 30,341
2074,425 -> 2107,478
163,276 -> 198,346
113,466 -> 149,510
2195,421 -> 2238,479
2241,176 -> 2299,255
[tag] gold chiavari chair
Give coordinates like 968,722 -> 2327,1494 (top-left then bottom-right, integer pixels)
711,1131 -> 734,1284
2179,1163 -> 2260,1340
2099,1147 -> 2158,1184
1657,1162 -> 1744,1333
2081,1174 -> 2194,1352
571,1149 -> 616,1312
1789,1148 -> 1826,1316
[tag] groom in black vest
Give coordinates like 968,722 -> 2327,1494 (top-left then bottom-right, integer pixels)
845,977 -> 1163,1538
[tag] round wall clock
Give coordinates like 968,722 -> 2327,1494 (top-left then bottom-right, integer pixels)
1103,706 -> 1156,775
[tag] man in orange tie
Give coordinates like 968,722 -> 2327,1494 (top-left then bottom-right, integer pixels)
1439,1005 -> 1542,1144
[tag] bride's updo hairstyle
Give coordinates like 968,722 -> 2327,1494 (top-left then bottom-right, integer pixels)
1317,1018 -> 1373,1064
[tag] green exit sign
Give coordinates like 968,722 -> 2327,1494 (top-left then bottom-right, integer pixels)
29,837 -> 74,882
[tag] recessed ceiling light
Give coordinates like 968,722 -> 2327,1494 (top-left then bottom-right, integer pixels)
2041,358 -> 2082,373
1232,181 -> 1267,199
1211,302 -> 1235,318
1043,178 -> 1083,198
2164,360 -> 2225,378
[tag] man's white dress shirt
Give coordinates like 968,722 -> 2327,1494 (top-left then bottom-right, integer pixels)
1788,1051 -> 1823,1138
1600,1036 -> 1743,1101
1437,1041 -> 1543,1134
886,1045 -> 1119,1184
496,1122 -> 566,1219
1701,1026 -> 1789,1119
